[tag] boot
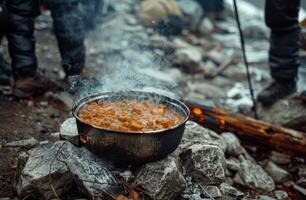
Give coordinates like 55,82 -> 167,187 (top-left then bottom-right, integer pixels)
12,71 -> 60,98
257,80 -> 297,106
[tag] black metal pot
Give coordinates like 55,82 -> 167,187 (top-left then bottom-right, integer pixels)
72,91 -> 190,165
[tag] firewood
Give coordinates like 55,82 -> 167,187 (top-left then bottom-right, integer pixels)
186,102 -> 306,157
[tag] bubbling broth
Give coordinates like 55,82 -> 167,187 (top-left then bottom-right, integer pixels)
78,99 -> 185,132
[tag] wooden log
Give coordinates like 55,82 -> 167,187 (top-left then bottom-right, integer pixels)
186,102 -> 306,157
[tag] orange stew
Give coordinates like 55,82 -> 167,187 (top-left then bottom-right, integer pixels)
78,99 -> 184,132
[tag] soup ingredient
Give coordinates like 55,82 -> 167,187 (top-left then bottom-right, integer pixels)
78,99 -> 184,132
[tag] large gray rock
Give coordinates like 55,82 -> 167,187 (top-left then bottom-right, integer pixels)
60,118 -> 79,146
182,121 -> 227,153
135,157 -> 187,200
179,144 -> 226,185
16,141 -> 73,199
235,159 -> 275,192
58,142 -> 117,199
264,161 -> 291,183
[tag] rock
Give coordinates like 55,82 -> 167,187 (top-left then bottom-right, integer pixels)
58,142 -> 118,199
297,177 -> 306,188
47,92 -> 74,111
274,190 -> 289,200
237,159 -> 275,191
173,46 -> 202,72
5,137 -> 38,149
182,121 -> 227,153
135,157 -> 186,200
203,185 -> 222,198
190,82 -> 225,100
242,20 -> 269,40
257,195 -> 276,200
176,0 -> 203,31
226,157 -> 240,172
60,118 -> 79,146
179,144 -> 226,185
221,132 -> 243,157
49,132 -> 60,141
269,151 -> 291,165
293,184 -> 306,196
199,18 -> 214,35
119,170 -> 134,182
264,161 -> 291,183
258,97 -> 306,132
16,141 -> 73,199
219,183 -> 244,198
181,177 -> 208,200
298,167 -> 306,178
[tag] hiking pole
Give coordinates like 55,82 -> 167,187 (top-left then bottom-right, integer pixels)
233,0 -> 259,119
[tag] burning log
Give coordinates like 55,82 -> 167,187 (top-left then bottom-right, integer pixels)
186,102 -> 306,157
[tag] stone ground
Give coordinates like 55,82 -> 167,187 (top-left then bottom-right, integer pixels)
1,0 -> 306,199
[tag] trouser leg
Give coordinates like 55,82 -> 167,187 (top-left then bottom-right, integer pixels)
48,1 -> 86,76
265,0 -> 301,81
6,0 -> 39,78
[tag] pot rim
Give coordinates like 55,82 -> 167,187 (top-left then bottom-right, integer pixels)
72,90 -> 190,135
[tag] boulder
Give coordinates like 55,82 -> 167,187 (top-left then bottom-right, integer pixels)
179,144 -> 226,185
236,159 -> 275,191
264,161 -> 291,183
58,142 -> 117,199
135,157 -> 186,200
182,121 -> 227,153
16,141 -> 73,199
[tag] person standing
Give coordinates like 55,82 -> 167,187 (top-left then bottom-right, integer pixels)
257,0 -> 301,105
43,0 -> 86,77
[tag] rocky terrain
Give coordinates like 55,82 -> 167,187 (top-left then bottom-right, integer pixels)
1,0 -> 306,199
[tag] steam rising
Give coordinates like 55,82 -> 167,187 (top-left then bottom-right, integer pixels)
69,9 -> 178,100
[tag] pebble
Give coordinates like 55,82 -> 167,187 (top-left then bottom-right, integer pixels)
264,161 -> 291,183
274,190 -> 289,200
269,151 -> 291,165
4,137 -> 38,149
293,184 -> 306,196
257,195 -> 276,200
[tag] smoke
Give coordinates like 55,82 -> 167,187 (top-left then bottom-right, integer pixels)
70,5 -> 178,100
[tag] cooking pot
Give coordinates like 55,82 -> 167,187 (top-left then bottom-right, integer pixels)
72,91 -> 190,165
